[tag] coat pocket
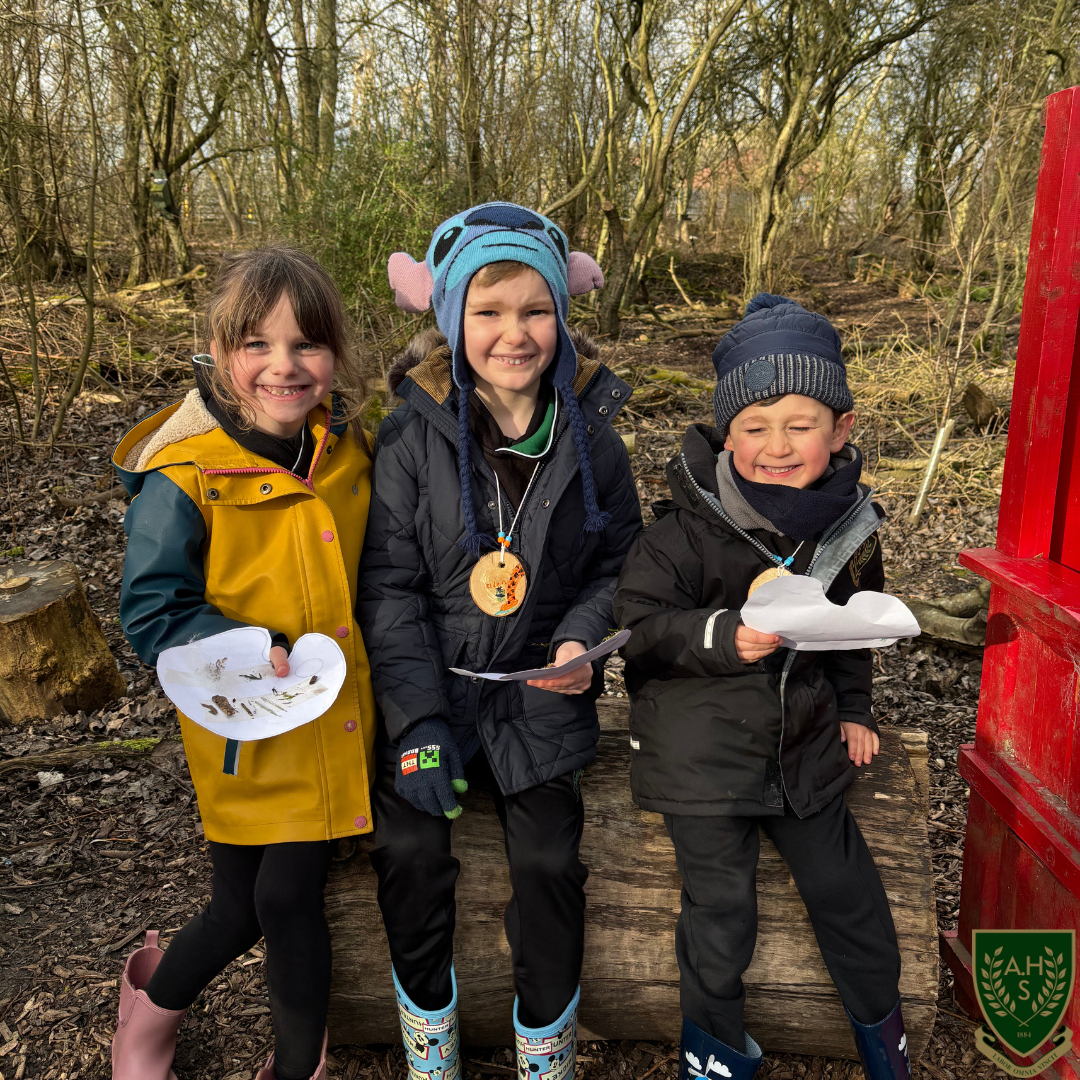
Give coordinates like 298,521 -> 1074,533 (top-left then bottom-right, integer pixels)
516,682 -> 600,768
438,629 -> 469,670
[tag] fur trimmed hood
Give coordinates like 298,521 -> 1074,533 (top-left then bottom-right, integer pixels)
120,389 -> 220,473
387,326 -> 603,398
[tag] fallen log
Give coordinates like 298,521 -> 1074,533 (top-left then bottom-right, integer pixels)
52,484 -> 127,509
900,580 -> 991,647
0,736 -> 167,777
325,699 -> 936,1061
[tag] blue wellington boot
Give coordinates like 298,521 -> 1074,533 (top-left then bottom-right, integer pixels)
393,967 -> 461,1080
514,987 -> 579,1080
678,1018 -> 763,1080
845,1000 -> 911,1080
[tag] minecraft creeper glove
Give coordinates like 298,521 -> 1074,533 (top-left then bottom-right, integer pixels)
396,718 -> 468,819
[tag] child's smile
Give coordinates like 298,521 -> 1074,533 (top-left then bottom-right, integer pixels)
463,266 -> 559,438
724,394 -> 855,488
218,291 -> 337,438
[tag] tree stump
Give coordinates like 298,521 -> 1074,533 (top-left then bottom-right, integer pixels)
325,699 -> 936,1061
0,561 -> 126,723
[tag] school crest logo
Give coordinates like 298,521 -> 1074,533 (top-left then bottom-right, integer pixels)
972,929 -> 1075,1076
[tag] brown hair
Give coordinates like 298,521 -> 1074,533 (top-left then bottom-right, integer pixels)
203,246 -> 368,446
472,260 -> 531,288
722,395 -> 849,438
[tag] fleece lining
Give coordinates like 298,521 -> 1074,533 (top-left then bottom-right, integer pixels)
125,390 -> 220,472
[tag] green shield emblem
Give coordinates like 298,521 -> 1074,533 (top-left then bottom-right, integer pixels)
973,929 -> 1075,1057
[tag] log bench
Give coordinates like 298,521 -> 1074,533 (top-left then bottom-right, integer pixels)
325,698 -> 937,1062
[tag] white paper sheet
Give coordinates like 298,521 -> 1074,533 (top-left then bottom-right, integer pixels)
449,629 -> 631,682
740,576 -> 920,651
157,626 -> 347,740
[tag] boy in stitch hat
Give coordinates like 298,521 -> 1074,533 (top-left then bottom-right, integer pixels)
613,294 -> 910,1080
357,203 -> 642,1080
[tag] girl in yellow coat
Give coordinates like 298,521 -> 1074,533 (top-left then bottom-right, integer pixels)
109,248 -> 377,1080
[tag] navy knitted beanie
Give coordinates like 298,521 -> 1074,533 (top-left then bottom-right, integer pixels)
387,202 -> 608,557
712,293 -> 853,433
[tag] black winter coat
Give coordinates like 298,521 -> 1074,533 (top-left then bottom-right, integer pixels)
612,423 -> 886,819
356,330 -> 642,795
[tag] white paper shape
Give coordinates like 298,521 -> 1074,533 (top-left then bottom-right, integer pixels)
449,629 -> 631,682
740,576 -> 920,651
157,626 -> 347,740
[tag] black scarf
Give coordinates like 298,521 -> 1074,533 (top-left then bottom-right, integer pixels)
194,361 -> 314,478
728,445 -> 863,542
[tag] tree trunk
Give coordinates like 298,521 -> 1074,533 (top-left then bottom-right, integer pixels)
161,211 -> 191,278
597,202 -> 631,336
324,702 -> 937,1058
208,166 -> 243,241
0,561 -> 126,724
290,0 -> 320,176
315,0 -> 338,176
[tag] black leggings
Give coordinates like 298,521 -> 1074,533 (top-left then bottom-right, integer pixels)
145,840 -> 335,1080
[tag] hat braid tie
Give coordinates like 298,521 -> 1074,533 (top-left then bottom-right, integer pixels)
561,387 -> 611,536
456,383 -> 494,558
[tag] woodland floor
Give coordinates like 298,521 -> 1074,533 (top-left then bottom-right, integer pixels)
0,253 -> 1012,1079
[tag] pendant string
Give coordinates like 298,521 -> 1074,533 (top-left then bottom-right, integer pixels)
291,425 -> 306,475
771,540 -> 805,569
494,464 -> 542,567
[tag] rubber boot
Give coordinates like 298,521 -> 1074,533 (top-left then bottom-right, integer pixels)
846,1000 -> 911,1080
513,987 -> 579,1080
677,1018 -> 763,1080
393,966 -> 460,1080
111,930 -> 186,1080
254,1030 -> 328,1080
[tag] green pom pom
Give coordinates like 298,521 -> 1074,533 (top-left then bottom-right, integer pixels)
451,778 -> 469,794
444,803 -> 464,820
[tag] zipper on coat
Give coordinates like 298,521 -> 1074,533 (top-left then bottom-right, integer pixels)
489,451 -> 557,662
678,452 -> 778,562
488,414 -> 573,663
807,490 -> 873,573
679,450 -> 873,815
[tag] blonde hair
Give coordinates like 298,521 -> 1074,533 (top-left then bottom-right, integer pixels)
203,246 -> 368,447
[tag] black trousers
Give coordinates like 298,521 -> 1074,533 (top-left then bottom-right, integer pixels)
664,793 -> 901,1048
144,840 -> 335,1080
370,752 -> 587,1028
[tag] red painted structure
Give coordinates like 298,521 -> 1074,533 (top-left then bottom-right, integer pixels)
940,85 -> 1080,1076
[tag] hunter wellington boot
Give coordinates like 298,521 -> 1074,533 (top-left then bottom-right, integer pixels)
393,966 -> 461,1080
846,1000 -> 911,1080
111,930 -> 186,1080
513,988 -> 579,1080
254,1031 -> 328,1080
678,1018 -> 763,1080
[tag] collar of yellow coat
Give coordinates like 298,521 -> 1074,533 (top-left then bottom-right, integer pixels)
114,389 -> 340,475
405,344 -> 603,406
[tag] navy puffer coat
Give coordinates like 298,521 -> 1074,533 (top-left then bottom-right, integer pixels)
356,329 -> 642,795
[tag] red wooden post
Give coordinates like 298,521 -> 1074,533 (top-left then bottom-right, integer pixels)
942,85 -> 1080,1077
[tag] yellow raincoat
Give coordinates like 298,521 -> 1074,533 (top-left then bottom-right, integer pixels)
113,389 -> 376,844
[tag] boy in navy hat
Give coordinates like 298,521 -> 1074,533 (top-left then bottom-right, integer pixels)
613,294 -> 909,1080
357,203 -> 642,1080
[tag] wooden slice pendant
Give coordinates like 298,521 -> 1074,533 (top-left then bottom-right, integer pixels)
469,551 -> 528,617
747,564 -> 792,597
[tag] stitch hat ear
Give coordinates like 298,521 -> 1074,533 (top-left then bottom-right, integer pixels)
388,252 -> 434,312
567,251 -> 604,295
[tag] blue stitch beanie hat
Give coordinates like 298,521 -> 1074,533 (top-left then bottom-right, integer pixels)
711,292 -> 853,433
387,202 -> 609,558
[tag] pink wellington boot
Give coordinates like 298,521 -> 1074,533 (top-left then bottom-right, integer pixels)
111,930 -> 186,1080
255,1030 -> 328,1080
